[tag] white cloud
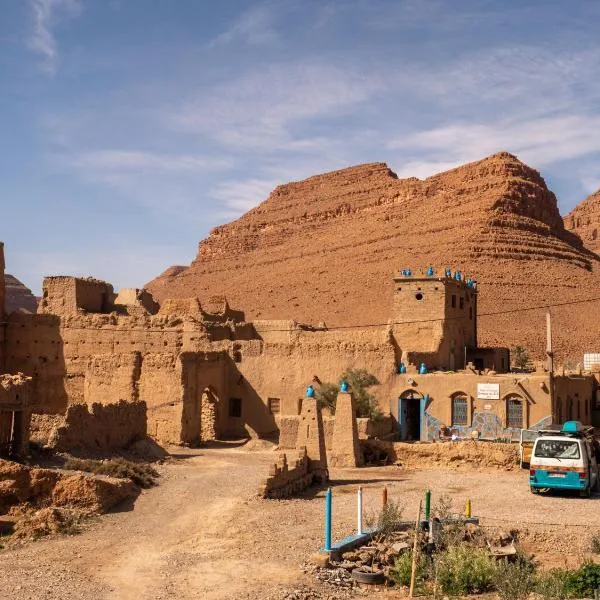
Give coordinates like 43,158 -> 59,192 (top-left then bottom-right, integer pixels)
209,178 -> 278,219
27,0 -> 82,75
65,150 -> 234,173
389,115 -> 600,179
210,3 -> 280,47
172,62 -> 383,150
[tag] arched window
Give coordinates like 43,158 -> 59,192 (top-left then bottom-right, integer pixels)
451,393 -> 468,426
507,397 -> 523,428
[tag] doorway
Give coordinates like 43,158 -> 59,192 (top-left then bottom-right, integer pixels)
398,391 -> 423,441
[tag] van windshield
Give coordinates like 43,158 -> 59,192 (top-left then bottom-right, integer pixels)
534,440 -> 580,460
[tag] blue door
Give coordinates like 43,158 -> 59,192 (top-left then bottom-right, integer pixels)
398,392 -> 423,440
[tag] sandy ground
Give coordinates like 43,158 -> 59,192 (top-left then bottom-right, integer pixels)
1,445 -> 600,600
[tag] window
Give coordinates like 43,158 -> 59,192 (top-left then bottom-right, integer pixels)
459,297 -> 464,310
534,439 -> 580,459
228,397 -> 242,418
507,398 -> 523,428
451,395 -> 468,426
469,307 -> 473,320
415,292 -> 423,301
451,295 -> 456,308
268,398 -> 280,414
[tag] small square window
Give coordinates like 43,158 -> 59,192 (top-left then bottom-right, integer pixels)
268,398 -> 281,414
229,397 -> 242,418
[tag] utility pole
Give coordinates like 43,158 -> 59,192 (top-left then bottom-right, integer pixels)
547,311 -> 556,423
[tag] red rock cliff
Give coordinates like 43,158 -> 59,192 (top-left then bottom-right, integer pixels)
148,153 -> 600,361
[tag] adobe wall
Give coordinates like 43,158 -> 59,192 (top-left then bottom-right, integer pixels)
39,277 -> 115,316
391,371 -> 558,440
234,325 -> 397,430
0,242 -> 5,372
84,352 -> 141,406
553,374 -> 594,424
48,400 -> 147,453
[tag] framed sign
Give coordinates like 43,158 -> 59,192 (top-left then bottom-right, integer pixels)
477,383 -> 500,400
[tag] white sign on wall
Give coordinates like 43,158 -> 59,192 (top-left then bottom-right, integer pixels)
477,383 -> 500,400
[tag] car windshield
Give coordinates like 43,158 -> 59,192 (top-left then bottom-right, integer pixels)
534,439 -> 580,460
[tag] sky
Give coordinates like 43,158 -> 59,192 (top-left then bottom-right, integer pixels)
1,0 -> 600,294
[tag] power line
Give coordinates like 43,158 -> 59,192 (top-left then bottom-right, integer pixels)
2,294 -> 600,335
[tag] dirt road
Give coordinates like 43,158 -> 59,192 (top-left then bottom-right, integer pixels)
1,447 -> 600,600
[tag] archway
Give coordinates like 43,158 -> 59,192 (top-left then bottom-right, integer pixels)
398,390 -> 423,441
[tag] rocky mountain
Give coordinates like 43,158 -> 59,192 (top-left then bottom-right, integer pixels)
147,153 -> 600,362
564,190 -> 600,254
5,275 -> 38,314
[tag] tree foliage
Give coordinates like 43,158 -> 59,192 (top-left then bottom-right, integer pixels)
512,346 -> 531,370
315,382 -> 339,413
340,368 -> 381,419
314,368 -> 381,418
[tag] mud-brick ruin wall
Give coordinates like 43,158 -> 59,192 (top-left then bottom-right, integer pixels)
392,277 -> 477,371
39,277 -> 115,316
233,324 -> 398,430
0,242 -> 5,372
4,312 -> 196,442
50,400 -> 147,453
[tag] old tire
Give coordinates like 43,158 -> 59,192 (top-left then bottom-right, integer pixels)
351,568 -> 385,585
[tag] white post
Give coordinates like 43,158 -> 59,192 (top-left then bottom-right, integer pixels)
357,486 -> 363,535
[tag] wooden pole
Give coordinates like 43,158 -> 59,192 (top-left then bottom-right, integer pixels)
409,500 -> 423,598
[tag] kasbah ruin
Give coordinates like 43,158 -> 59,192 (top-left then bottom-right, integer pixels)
5,148 -> 600,600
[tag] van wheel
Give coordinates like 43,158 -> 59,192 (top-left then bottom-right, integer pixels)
530,487 -> 539,495
581,487 -> 591,498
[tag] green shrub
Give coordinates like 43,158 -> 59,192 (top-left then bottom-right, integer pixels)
63,458 -> 159,488
340,368 -> 381,419
535,569 -> 571,600
315,382 -> 339,413
436,544 -> 496,595
493,558 -> 535,600
389,551 -> 430,589
566,561 -> 600,598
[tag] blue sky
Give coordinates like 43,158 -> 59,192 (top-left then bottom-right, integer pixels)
2,0 -> 600,294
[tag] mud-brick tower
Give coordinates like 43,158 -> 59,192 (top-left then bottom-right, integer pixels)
391,269 -> 477,371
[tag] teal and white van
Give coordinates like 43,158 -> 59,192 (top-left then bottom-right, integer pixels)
529,421 -> 599,497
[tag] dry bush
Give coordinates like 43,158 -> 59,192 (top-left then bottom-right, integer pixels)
63,457 -> 158,488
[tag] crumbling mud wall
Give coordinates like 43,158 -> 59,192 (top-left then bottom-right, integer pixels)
84,353 -> 141,406
0,243 -> 5,372
260,447 -> 314,499
48,401 -> 147,453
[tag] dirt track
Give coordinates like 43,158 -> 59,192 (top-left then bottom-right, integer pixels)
2,445 -> 600,600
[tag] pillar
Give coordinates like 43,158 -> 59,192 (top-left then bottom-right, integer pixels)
330,391 -> 364,467
295,396 -> 328,483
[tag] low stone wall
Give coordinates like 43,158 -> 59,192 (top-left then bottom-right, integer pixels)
277,414 -> 393,450
48,400 -> 147,454
361,439 -> 520,471
357,415 -> 395,439
260,447 -> 314,499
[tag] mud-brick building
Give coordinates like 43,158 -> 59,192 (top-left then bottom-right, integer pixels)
0,234 -> 597,448
0,243 -> 33,457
